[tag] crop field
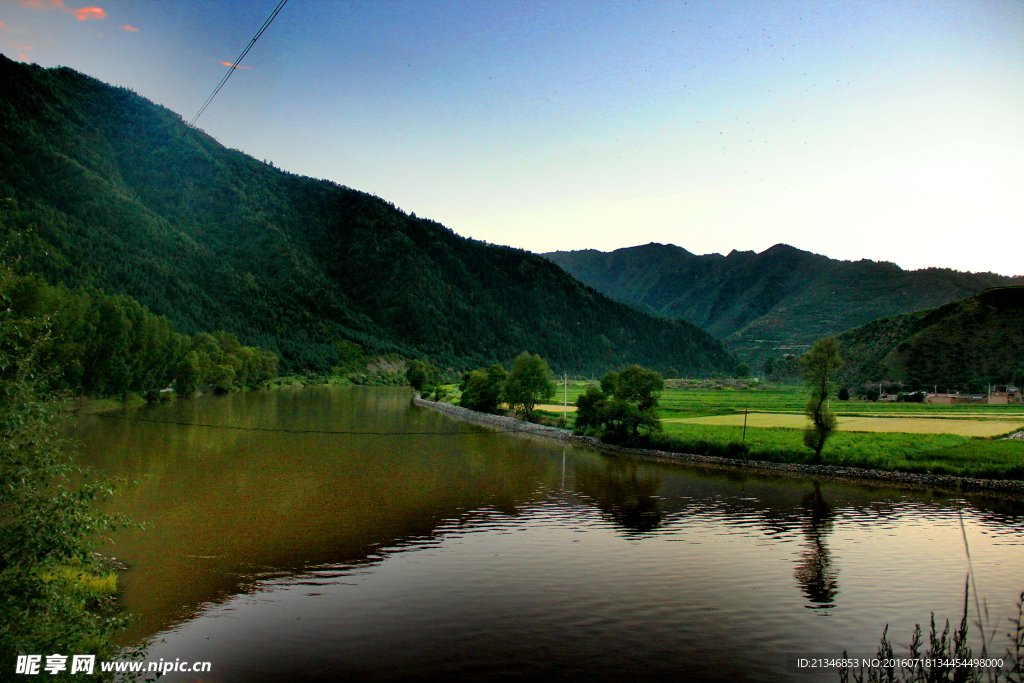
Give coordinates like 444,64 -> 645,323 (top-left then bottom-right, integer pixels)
527,379 -> 1024,478
667,413 -> 1024,437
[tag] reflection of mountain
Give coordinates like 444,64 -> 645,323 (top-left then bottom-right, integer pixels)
574,458 -> 663,533
793,482 -> 839,609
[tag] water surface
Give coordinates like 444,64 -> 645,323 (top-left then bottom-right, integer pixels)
74,386 -> 1024,682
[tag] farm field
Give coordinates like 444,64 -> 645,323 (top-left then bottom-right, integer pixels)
668,413 -> 1024,437
525,380 -> 1024,478
540,380 -> 1024,419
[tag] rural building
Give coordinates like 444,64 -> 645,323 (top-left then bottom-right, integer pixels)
925,393 -> 955,405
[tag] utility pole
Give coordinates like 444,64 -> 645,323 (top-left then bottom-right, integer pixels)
742,408 -> 748,443
563,373 -> 568,421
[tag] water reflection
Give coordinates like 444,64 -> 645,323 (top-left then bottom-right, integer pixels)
573,458 -> 663,533
69,387 -> 1024,682
793,481 -> 839,609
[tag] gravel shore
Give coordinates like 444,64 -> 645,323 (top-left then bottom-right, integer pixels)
413,395 -> 1024,496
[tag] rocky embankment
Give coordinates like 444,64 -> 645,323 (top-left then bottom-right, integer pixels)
413,395 -> 1024,495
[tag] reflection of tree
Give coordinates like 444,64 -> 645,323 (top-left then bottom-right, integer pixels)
793,481 -> 839,609
573,459 -> 663,533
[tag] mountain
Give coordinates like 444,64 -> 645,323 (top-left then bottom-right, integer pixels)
544,243 -> 1022,366
835,285 -> 1024,390
0,56 -> 734,377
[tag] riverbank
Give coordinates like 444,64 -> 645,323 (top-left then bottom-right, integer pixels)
413,395 -> 1024,495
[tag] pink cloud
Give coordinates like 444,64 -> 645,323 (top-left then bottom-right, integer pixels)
121,24 -> 138,32
19,1 -> 107,21
220,61 -> 251,69
18,52 -> 29,61
0,21 -> 6,29
74,6 -> 105,20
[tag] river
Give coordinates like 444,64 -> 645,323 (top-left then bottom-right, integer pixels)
73,386 -> 1024,682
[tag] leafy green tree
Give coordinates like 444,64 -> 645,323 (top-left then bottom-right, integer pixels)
575,365 -> 664,440
574,385 -> 608,432
504,352 -> 554,420
837,386 -> 850,401
763,356 -> 776,377
615,364 -> 665,412
734,362 -> 751,378
406,359 -> 439,394
0,264 -> 127,664
801,336 -> 842,463
459,363 -> 507,413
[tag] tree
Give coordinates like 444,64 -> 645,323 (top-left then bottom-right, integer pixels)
459,364 -> 507,413
837,386 -> 850,401
0,263 -> 127,662
615,364 -> 665,412
406,359 -> 440,394
734,362 -> 751,378
801,336 -> 842,463
503,352 -> 554,420
574,365 -> 664,440
574,385 -> 608,431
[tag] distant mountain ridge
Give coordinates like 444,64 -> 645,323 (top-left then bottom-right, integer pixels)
544,243 -> 1022,366
0,55 -> 734,376
836,285 -> 1024,389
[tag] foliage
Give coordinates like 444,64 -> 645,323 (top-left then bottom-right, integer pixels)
543,382 -> 1024,478
802,337 -> 842,463
504,352 -> 555,420
459,364 -> 507,413
0,55 -> 736,377
0,263 -> 127,668
1,269 -> 277,398
734,362 -> 751,378
172,331 -> 278,397
838,591 -> 1024,682
406,359 -> 440,393
575,365 -> 664,441
837,386 -> 850,401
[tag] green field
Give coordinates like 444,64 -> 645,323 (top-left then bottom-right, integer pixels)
526,380 -> 1024,479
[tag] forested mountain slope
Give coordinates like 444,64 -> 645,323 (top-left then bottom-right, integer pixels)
545,243 -> 1021,366
0,56 -> 734,376
835,285 -> 1024,390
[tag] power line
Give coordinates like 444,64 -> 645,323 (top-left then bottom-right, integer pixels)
77,411 -> 567,438
189,0 -> 290,127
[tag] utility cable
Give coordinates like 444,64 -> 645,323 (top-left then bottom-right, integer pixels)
76,411 -> 570,438
189,0 -> 290,127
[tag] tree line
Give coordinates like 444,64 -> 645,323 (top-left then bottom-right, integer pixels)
410,352 -> 559,421
2,266 -> 278,399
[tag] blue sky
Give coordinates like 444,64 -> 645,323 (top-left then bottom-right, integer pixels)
2,0 -> 1022,274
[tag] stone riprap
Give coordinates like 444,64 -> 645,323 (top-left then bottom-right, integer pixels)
413,395 -> 1024,496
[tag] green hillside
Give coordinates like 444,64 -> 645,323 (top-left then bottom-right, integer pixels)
545,243 -> 1021,367
0,55 -> 734,377
836,285 -> 1024,390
